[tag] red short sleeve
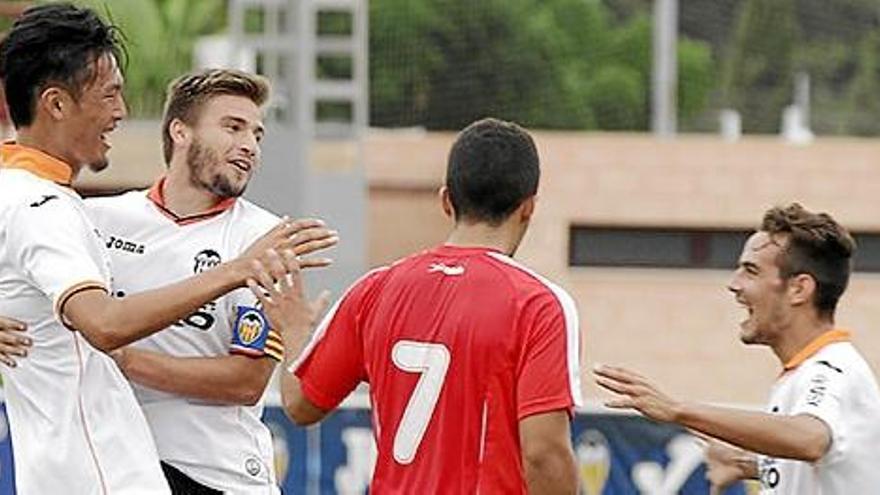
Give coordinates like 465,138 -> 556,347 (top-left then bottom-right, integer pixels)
293,269 -> 385,410
516,290 -> 580,420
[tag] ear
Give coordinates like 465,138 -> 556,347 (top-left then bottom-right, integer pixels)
787,273 -> 816,307
439,186 -> 454,219
518,196 -> 536,222
38,87 -> 71,121
168,118 -> 191,147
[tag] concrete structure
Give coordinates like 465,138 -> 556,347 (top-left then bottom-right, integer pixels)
78,128 -> 880,407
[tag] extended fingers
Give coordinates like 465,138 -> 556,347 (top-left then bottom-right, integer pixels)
604,396 -> 636,410
594,373 -> 635,396
0,316 -> 26,332
285,217 -> 326,232
0,320 -> 31,366
251,257 -> 279,296
247,278 -> 272,307
298,257 -> 333,269
278,227 -> 338,254
0,352 -> 17,368
263,249 -> 290,282
313,290 -> 332,316
593,364 -> 646,385
292,234 -> 339,257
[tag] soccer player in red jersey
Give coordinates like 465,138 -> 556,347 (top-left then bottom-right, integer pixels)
250,118 -> 582,494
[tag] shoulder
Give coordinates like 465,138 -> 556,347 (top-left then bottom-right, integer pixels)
0,173 -> 89,226
0,169 -> 74,207
809,342 -> 875,380
85,189 -> 148,215
231,199 -> 283,237
347,265 -> 393,297
482,252 -> 577,311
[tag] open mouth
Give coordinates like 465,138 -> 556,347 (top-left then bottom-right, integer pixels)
100,126 -> 116,149
736,298 -> 754,325
229,158 -> 252,174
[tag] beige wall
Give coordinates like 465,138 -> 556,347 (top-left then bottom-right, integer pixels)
364,131 -> 880,405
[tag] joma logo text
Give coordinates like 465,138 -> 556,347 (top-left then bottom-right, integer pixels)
105,235 -> 145,254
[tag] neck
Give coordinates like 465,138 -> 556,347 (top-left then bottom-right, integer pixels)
15,127 -> 82,178
444,220 -> 523,256
162,160 -> 225,216
771,313 -> 835,365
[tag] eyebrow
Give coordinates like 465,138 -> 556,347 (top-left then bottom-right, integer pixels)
739,261 -> 760,272
222,115 -> 265,135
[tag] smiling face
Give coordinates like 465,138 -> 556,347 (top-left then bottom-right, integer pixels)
62,53 -> 126,172
727,231 -> 793,346
181,94 -> 265,198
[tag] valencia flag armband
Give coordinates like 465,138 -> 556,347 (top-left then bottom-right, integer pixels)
230,306 -> 284,361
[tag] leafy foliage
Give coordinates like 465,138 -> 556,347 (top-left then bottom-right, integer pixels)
67,0 -> 227,117
370,0 -> 714,130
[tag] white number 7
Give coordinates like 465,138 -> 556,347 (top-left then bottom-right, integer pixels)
391,340 -> 451,465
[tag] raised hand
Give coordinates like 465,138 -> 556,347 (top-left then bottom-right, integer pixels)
593,364 -> 681,423
236,218 -> 338,286
705,440 -> 756,494
246,249 -> 331,345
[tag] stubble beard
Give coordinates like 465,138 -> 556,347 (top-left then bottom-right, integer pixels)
186,137 -> 247,199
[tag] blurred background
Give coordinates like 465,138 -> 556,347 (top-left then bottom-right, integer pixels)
4,0 -> 880,493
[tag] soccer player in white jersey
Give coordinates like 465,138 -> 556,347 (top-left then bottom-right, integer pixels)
1,68 -> 338,492
0,4 -> 305,494
89,69 -> 335,493
595,203 -> 880,494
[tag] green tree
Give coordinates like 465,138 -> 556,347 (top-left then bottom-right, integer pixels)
68,0 -> 227,117
369,0 -> 714,130
843,32 -> 880,136
722,0 -> 798,133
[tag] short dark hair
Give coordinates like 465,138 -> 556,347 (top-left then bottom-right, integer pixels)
761,203 -> 856,319
446,118 -> 540,225
0,3 -> 125,128
161,69 -> 271,164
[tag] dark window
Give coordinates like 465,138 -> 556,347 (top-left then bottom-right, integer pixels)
569,226 -> 880,272
852,234 -> 880,272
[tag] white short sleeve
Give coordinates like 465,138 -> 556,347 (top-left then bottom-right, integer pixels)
8,195 -> 108,316
790,360 -> 846,454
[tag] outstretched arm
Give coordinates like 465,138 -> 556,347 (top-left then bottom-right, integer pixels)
64,219 -> 335,352
110,222 -> 339,404
247,249 -> 332,425
594,365 -> 831,462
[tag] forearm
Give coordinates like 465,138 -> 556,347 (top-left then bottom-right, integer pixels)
119,348 -> 274,405
520,411 -> 578,495
67,261 -> 245,351
279,322 -> 327,425
523,447 -> 578,495
676,403 -> 829,461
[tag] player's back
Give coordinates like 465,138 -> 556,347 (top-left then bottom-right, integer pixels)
359,245 -> 580,494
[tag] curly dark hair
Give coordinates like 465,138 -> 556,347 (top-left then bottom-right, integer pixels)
0,3 -> 125,128
761,203 -> 856,318
446,118 -> 540,225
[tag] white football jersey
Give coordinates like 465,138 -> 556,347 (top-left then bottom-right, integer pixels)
86,182 -> 284,494
0,147 -> 169,494
758,331 -> 880,495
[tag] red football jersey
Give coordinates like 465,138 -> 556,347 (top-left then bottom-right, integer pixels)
294,245 -> 582,493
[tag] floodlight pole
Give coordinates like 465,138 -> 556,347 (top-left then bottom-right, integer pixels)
652,0 -> 678,138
